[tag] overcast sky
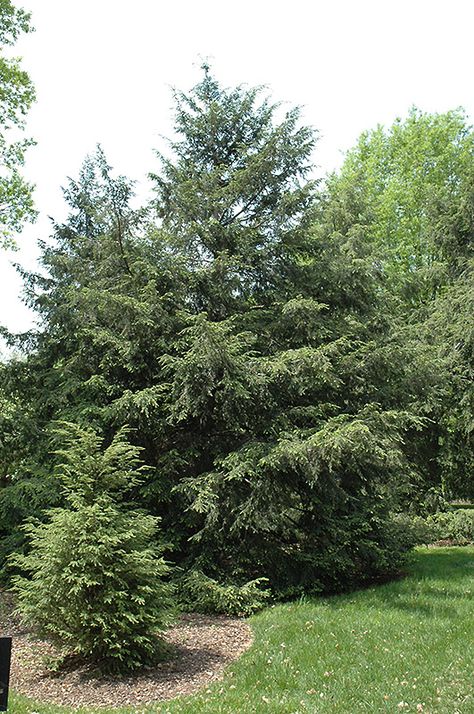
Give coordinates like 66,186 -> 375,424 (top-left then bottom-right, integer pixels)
2,0 -> 474,337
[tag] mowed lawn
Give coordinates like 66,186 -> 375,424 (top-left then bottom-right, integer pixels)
10,547 -> 474,714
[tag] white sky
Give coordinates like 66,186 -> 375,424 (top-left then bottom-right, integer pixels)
1,0 -> 474,337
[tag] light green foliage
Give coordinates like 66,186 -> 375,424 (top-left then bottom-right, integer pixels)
326,107 -> 474,299
11,423 -> 173,674
0,0 -> 36,245
387,512 -> 439,548
178,570 -> 270,616
388,508 -> 474,549
322,107 -> 474,502
427,509 -> 474,544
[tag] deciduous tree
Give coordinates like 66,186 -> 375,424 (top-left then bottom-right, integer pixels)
0,0 -> 36,246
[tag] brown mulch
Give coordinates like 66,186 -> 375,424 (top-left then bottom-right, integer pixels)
0,594 -> 253,709
427,538 -> 467,548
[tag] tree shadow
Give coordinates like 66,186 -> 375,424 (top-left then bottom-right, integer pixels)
317,548 -> 473,621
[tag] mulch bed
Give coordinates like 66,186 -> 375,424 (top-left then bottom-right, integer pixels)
0,594 -> 253,708
427,538 -> 469,547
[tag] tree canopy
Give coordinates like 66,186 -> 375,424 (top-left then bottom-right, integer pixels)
324,107 -> 474,303
0,0 -> 36,246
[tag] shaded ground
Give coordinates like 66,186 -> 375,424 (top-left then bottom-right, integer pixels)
0,596 -> 253,708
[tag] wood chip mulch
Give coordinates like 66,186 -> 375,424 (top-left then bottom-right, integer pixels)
0,594 -> 253,709
427,538 -> 468,547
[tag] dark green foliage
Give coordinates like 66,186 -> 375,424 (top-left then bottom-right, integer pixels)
423,262 -> 474,498
2,70 -> 471,611
151,65 -> 316,320
149,71 -> 426,591
11,424 -> 173,674
0,375 -> 62,581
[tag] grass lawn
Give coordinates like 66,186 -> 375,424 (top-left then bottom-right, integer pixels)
9,547 -> 474,714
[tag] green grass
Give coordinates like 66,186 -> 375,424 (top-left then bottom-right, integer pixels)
10,547 -> 474,714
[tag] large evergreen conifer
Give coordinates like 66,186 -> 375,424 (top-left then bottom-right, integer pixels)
1,69 -> 424,597
147,69 -> 419,592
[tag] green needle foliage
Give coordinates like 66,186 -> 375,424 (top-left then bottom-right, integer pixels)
11,423 -> 173,675
1,68 -> 471,607
421,261 -> 474,498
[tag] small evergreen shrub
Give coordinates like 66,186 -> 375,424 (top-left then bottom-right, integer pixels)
179,570 -> 270,617
427,509 -> 474,544
387,513 -> 439,549
11,423 -> 174,675
388,509 -> 474,548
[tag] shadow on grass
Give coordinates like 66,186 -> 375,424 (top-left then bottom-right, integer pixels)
407,546 -> 474,579
298,547 -> 474,622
